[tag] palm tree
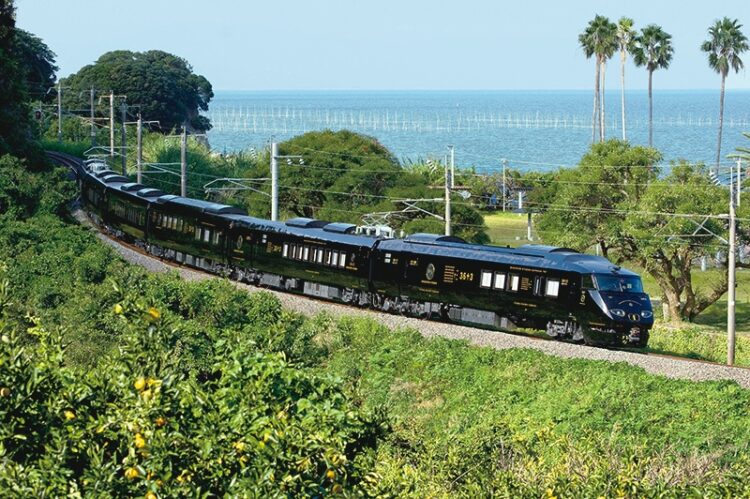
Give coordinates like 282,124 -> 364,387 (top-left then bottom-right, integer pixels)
579,15 -> 617,143
632,24 -> 674,147
616,17 -> 635,140
701,17 -> 748,173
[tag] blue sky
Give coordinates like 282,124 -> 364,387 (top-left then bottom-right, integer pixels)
15,0 -> 750,91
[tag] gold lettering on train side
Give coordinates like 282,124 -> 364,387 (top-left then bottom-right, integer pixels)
513,301 -> 538,308
444,265 -> 456,283
409,259 -> 419,266
457,271 -> 474,282
417,287 -> 440,294
509,266 -> 546,274
305,270 -> 320,275
579,292 -> 586,305
561,279 -> 568,286
420,280 -> 438,285
520,277 -> 532,291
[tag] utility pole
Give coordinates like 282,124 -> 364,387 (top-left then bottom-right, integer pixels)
136,114 -> 143,184
120,100 -> 128,175
57,81 -> 63,143
271,142 -> 279,221
502,158 -> 508,212
180,126 -> 187,197
109,91 -> 115,162
90,87 -> 96,147
445,160 -> 452,236
448,145 -> 455,188
727,159 -> 738,365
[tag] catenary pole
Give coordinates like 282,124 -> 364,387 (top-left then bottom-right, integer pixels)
449,145 -> 455,188
444,161 -> 451,236
271,142 -> 279,221
109,91 -> 115,162
90,87 -> 96,147
180,126 -> 187,197
502,158 -> 507,212
57,81 -> 62,143
728,159 -> 737,365
120,101 -> 127,175
136,114 -> 142,184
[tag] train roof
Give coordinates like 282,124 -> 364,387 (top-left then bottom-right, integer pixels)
377,238 -> 638,276
232,216 -> 380,249
155,196 -> 248,216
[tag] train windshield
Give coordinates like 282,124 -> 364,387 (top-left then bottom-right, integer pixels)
593,274 -> 643,293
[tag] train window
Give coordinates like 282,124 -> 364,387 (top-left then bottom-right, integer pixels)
325,250 -> 332,266
203,229 -> 211,243
480,270 -> 493,288
331,251 -> 339,267
177,219 -> 183,232
546,279 -> 560,297
283,243 -> 289,258
581,274 -> 595,289
508,274 -> 520,292
339,252 -> 346,268
195,227 -> 201,240
493,272 -> 506,289
303,246 -> 310,261
316,249 -> 324,263
213,232 -> 221,245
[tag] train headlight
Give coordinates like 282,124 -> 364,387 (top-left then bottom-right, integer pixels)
641,310 -> 653,319
610,308 -> 626,317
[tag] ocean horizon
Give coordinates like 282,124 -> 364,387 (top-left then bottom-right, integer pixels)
205,89 -> 750,173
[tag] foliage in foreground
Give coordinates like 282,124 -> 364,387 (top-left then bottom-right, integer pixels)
0,277 -> 381,496
321,316 -> 750,497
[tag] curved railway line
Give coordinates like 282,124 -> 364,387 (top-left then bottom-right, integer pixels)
47,151 -> 750,389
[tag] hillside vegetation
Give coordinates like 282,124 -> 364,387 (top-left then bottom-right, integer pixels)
1,172 -> 750,495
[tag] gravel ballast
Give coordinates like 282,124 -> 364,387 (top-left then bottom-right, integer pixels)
74,211 -> 750,389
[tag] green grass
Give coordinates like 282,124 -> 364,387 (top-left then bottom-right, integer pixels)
483,211 -> 538,247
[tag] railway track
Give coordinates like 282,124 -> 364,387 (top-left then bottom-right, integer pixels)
47,151 -> 750,389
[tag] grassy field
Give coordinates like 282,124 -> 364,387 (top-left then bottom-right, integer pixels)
483,211 -> 538,247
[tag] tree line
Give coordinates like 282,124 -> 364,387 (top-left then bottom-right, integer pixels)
579,15 -> 748,170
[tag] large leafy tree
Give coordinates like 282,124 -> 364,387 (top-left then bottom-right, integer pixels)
62,50 -> 214,133
14,28 -> 57,102
0,0 -> 32,157
535,140 -> 727,323
632,24 -> 674,147
616,17 -> 636,140
701,17 -> 748,173
579,15 -> 617,143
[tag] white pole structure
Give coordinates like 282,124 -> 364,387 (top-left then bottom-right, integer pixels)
136,114 -> 143,184
271,142 -> 279,221
502,158 -> 508,212
444,161 -> 452,236
120,101 -> 127,175
449,145 -> 455,188
180,126 -> 187,197
728,160 -> 737,366
109,91 -> 115,162
56,82 -> 62,143
90,87 -> 96,147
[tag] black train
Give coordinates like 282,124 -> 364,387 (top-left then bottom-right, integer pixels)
79,164 -> 653,347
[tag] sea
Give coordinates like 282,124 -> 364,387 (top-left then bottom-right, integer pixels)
205,90 -> 750,174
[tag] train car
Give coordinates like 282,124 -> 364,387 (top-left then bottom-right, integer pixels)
146,196 -> 247,272
373,235 -> 652,346
227,217 -> 378,303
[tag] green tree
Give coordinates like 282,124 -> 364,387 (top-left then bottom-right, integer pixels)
632,24 -> 674,147
579,15 -> 617,143
701,17 -> 748,173
62,50 -> 213,133
536,140 -> 728,323
14,29 -> 57,102
616,17 -> 636,140
0,0 -> 34,158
